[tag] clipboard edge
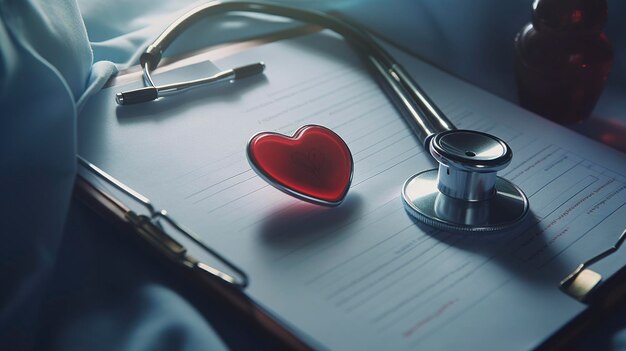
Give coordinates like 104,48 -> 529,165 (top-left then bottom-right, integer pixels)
539,264 -> 626,350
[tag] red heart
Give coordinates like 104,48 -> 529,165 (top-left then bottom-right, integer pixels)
247,125 -> 353,206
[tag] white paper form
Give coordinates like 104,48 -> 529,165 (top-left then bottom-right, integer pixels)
78,31 -> 626,350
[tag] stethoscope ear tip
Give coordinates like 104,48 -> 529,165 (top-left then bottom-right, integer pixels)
115,87 -> 158,105
233,61 -> 266,79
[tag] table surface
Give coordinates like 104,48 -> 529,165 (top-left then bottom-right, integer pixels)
36,1 -> 626,350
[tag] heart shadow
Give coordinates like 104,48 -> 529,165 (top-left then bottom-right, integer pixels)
259,193 -> 364,251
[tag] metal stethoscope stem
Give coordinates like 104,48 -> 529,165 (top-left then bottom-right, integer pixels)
116,1 -> 529,232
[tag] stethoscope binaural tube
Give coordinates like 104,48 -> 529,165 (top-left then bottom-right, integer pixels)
118,0 -> 454,148
117,0 -> 529,233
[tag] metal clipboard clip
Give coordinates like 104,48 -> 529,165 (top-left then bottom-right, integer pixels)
77,156 -> 249,289
560,228 -> 626,302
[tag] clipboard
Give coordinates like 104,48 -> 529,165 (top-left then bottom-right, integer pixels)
75,26 -> 626,350
73,155 -> 626,351
74,159 -> 312,351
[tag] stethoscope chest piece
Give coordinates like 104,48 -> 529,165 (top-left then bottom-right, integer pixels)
402,130 -> 529,232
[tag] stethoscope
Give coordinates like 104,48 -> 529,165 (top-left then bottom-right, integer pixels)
116,1 -> 529,233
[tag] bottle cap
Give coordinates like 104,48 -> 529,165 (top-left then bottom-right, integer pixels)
533,0 -> 608,32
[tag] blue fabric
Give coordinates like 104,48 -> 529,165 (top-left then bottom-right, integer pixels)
1,1 -> 92,349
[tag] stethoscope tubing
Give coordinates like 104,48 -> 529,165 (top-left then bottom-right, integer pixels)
139,0 -> 456,148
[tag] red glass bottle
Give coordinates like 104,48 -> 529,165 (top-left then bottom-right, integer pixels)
514,0 -> 613,124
